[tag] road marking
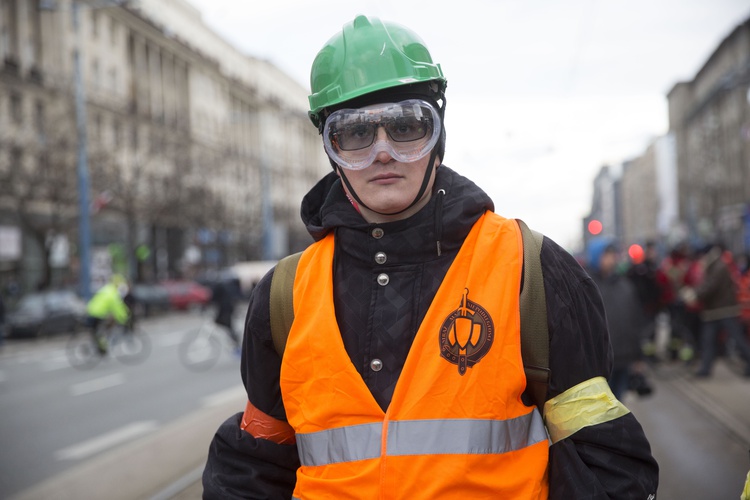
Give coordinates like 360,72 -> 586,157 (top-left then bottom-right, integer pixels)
70,373 -> 125,396
41,352 -> 69,372
55,420 -> 159,461
201,385 -> 246,408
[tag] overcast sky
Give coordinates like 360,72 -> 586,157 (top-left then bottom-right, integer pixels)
186,0 -> 750,250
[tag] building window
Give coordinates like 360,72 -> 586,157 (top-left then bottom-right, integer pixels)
110,17 -> 117,45
35,100 -> 45,143
113,120 -> 121,149
10,146 -> 22,170
93,113 -> 102,141
109,67 -> 117,92
91,58 -> 100,88
10,92 -> 22,124
91,10 -> 98,39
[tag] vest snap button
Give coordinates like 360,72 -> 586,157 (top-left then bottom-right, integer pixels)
377,273 -> 389,286
371,227 -> 384,239
370,359 -> 383,372
374,252 -> 387,264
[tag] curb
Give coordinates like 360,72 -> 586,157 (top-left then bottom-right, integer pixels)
149,465 -> 204,500
11,387 -> 245,500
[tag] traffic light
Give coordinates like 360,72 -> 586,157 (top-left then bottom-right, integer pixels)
587,219 -> 603,236
628,244 -> 644,264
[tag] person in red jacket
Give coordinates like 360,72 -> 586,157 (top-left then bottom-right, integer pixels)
203,15 -> 658,499
683,243 -> 750,377
738,254 -> 750,331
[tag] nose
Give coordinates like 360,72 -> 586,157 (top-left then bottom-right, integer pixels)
373,127 -> 393,163
373,126 -> 389,143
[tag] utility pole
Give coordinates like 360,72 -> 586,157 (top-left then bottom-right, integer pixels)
72,0 -> 92,299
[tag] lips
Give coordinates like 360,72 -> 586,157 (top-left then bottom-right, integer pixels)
370,172 -> 402,183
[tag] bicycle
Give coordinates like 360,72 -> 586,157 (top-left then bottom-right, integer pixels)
178,314 -> 240,372
66,320 -> 152,369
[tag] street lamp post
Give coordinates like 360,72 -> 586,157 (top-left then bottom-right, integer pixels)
72,0 -> 92,299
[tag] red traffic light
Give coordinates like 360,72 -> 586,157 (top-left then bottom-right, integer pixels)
628,244 -> 645,264
588,219 -> 603,235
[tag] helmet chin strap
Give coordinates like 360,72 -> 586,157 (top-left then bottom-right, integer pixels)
335,146 -> 440,217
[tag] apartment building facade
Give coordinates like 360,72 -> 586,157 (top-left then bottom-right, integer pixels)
585,16 -> 750,259
0,0 -> 329,292
666,16 -> 750,253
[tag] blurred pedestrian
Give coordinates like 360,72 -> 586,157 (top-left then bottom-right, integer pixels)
738,254 -> 750,337
0,291 -> 6,348
211,275 -> 241,352
661,244 -> 702,362
628,241 -> 668,319
685,243 -> 750,377
628,241 -> 671,359
589,241 -> 649,399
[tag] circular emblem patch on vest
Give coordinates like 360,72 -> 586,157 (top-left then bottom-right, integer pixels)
439,288 -> 494,375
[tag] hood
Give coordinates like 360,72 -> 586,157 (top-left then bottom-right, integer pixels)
586,236 -> 617,273
300,165 -> 494,246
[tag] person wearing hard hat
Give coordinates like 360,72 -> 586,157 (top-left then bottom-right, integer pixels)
204,16 -> 658,499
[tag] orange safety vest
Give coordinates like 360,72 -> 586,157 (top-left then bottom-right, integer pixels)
281,212 -> 549,499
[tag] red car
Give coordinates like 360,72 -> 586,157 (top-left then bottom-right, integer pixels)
159,280 -> 211,310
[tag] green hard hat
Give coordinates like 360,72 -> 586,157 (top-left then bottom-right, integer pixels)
308,15 -> 446,128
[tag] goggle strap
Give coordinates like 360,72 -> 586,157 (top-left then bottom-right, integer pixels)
337,147 -> 439,218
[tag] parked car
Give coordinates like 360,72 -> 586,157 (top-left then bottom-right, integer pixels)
159,280 -> 211,311
6,290 -> 87,338
128,283 -> 171,317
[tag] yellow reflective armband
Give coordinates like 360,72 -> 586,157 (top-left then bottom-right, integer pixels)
741,468 -> 750,500
543,376 -> 630,444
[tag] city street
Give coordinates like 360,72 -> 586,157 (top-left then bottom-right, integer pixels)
1,310 -> 749,499
627,360 -> 750,499
0,310 -> 245,499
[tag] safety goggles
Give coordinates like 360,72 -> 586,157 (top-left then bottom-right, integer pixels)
323,99 -> 441,170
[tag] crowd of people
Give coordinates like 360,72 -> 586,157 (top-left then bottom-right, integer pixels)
585,238 -> 750,383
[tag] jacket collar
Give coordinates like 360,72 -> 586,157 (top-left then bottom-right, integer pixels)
300,166 -> 494,262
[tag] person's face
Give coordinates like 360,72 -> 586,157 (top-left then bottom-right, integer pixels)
600,250 -> 618,275
336,126 -> 440,223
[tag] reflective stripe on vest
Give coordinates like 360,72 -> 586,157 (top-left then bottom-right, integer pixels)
282,212 -> 549,498
297,412 -> 547,467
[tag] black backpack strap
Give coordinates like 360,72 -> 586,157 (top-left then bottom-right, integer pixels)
269,251 -> 303,357
517,219 -> 550,414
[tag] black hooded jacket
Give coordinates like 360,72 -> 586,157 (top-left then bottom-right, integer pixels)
203,166 -> 658,499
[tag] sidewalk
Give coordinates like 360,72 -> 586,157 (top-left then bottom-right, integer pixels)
648,357 -> 750,445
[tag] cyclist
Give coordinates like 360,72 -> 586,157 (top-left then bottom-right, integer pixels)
86,274 -> 131,355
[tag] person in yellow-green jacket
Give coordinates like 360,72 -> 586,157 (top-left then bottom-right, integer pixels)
86,274 -> 131,354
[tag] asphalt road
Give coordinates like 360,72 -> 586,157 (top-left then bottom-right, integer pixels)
0,310 -> 245,499
626,362 -> 750,499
